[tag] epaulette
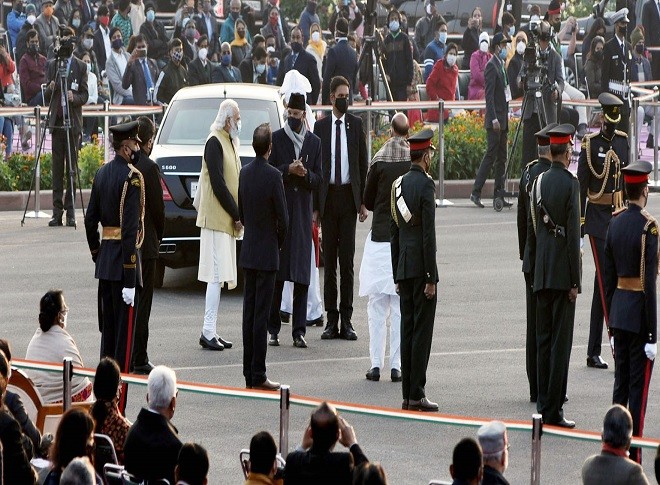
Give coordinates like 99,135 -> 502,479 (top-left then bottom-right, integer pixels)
525,159 -> 539,170
583,131 -> 599,142
614,129 -> 628,139
641,209 -> 658,235
612,207 -> 627,217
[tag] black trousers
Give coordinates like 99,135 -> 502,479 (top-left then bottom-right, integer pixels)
243,269 -> 276,386
473,127 -> 508,197
522,114 -> 542,167
99,279 -> 138,373
524,272 -> 538,401
269,279 -> 307,339
536,289 -> 575,424
399,277 -> 436,402
588,236 -> 607,357
612,329 -> 655,464
133,257 -> 155,367
51,127 -> 80,217
322,186 -> 357,324
390,85 -> 408,102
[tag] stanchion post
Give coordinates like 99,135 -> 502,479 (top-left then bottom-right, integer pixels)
654,88 -> 659,185
34,106 -> 42,214
366,98 -> 372,162
531,413 -> 542,485
437,100 -> 445,201
279,385 -> 290,456
63,357 -> 73,412
631,98 -> 639,164
104,100 -> 110,163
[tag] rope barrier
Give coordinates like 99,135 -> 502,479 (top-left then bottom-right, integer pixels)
12,359 -> 660,450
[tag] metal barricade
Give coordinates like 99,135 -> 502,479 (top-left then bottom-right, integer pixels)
63,357 -> 73,412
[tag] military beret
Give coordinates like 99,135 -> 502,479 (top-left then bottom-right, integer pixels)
408,128 -> 436,151
621,160 -> 652,185
477,421 -> 508,456
547,123 -> 575,145
110,120 -> 141,144
535,122 -> 558,146
598,92 -> 624,124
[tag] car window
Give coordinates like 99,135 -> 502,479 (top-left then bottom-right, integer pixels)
157,97 -> 280,146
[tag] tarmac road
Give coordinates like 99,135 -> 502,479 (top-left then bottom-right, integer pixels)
1,197 -> 658,484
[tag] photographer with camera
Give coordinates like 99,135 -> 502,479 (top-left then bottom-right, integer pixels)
518,20 -> 564,167
44,26 -> 89,227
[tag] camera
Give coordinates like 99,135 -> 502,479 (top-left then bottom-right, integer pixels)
521,19 -> 554,93
53,35 -> 75,61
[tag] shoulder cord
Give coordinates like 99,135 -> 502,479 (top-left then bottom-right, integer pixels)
391,178 -> 400,228
640,210 -> 659,291
530,173 -> 543,236
120,163 -> 146,249
585,135 -> 621,201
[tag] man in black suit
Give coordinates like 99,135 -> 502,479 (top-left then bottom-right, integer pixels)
321,18 -> 357,105
527,124 -> 581,429
132,117 -> 164,375
470,32 -> 511,210
122,34 -> 159,105
284,402 -> 368,485
187,34 -> 213,86
124,365 -> 183,484
239,123 -> 288,390
642,0 -> 660,80
239,45 -> 267,84
268,93 -> 322,349
93,5 -> 111,71
601,8 -> 632,133
391,129 -> 439,412
314,76 -> 368,342
45,27 -> 88,227
276,26 -> 320,105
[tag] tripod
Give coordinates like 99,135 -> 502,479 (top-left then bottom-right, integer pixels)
357,34 -> 392,102
21,55 -> 85,228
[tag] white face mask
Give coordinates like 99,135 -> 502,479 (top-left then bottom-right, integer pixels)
230,118 -> 241,138
516,41 -> 525,55
311,31 -> 320,42
198,47 -> 208,60
480,41 -> 488,53
27,13 -> 36,24
425,3 -> 432,15
445,53 -> 456,66
60,312 -> 68,328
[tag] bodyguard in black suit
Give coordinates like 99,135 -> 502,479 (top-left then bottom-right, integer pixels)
321,18 -> 358,105
132,117 -> 164,375
276,26 -> 320,105
516,123 -> 556,403
44,28 -> 88,227
314,76 -> 368,341
390,129 -> 439,413
268,93 -> 322,349
601,9 -> 632,133
577,94 -> 629,371
239,124 -> 288,390
603,160 -> 657,464
527,124 -> 581,428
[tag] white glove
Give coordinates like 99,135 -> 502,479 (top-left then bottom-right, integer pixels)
610,337 -> 615,352
580,237 -> 584,249
122,287 -> 136,307
644,343 -> 657,361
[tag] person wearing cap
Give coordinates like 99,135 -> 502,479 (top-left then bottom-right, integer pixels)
360,112 -> 410,383
603,159 -> 657,464
578,92 -> 629,372
84,120 -> 145,377
44,26 -> 88,227
470,32 -> 511,209
517,122 -> 557,403
267,92 -> 322,350
642,0 -> 660,81
467,31 -> 491,100
7,0 -> 26,51
239,123 -> 288,390
527,123 -> 581,428
195,99 -> 241,352
601,8 -> 632,133
581,404 -> 650,484
321,18 -> 357,106
477,421 -> 510,485
276,26 -> 320,105
390,128 -> 438,412
517,20 -> 564,167
34,0 -> 59,55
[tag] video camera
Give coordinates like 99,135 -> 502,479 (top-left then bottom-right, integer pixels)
53,34 -> 75,61
521,18 -> 552,92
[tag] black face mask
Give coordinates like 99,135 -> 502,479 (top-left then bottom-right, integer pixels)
636,43 -> 645,54
617,25 -> 627,37
593,50 -> 603,60
602,121 -> 616,139
287,116 -> 302,131
334,97 -> 348,114
28,44 -> 38,54
307,1 -> 316,13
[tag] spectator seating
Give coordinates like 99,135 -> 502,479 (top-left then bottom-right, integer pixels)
7,367 -> 93,435
574,53 -> 587,95
94,433 -> 119,478
104,464 -> 171,485
417,84 -> 428,102
458,70 -> 471,101
239,448 -> 286,479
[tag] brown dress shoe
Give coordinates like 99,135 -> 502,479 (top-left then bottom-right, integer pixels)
253,378 -> 281,391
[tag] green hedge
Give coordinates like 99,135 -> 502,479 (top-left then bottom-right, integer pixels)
0,142 -> 104,191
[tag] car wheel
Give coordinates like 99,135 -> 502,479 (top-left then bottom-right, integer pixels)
155,259 -> 165,289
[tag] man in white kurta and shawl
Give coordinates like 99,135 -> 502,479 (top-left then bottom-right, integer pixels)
359,113 -> 411,382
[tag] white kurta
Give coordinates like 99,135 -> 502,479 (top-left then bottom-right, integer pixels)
359,232 -> 398,296
198,227 -> 237,289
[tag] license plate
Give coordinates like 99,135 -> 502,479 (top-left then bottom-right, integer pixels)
190,181 -> 198,198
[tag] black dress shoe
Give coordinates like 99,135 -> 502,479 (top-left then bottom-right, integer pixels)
401,400 -> 409,410
408,397 -> 439,412
48,216 -> 63,227
279,311 -> 290,323
199,334 -> 224,350
530,396 -> 537,403
306,316 -> 324,327
586,355 -> 608,369
66,217 -> 76,227
564,395 -> 569,403
133,362 -> 155,375
470,194 -> 484,208
339,322 -> 357,340
215,335 -> 232,349
548,418 -> 575,428
293,335 -> 308,348
365,367 -> 380,381
253,378 -> 280,391
321,323 -> 339,340
391,369 -> 402,382
268,334 -> 280,346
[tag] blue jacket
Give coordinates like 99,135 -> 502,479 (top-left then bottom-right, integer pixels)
7,10 -> 26,50
423,39 -> 445,81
